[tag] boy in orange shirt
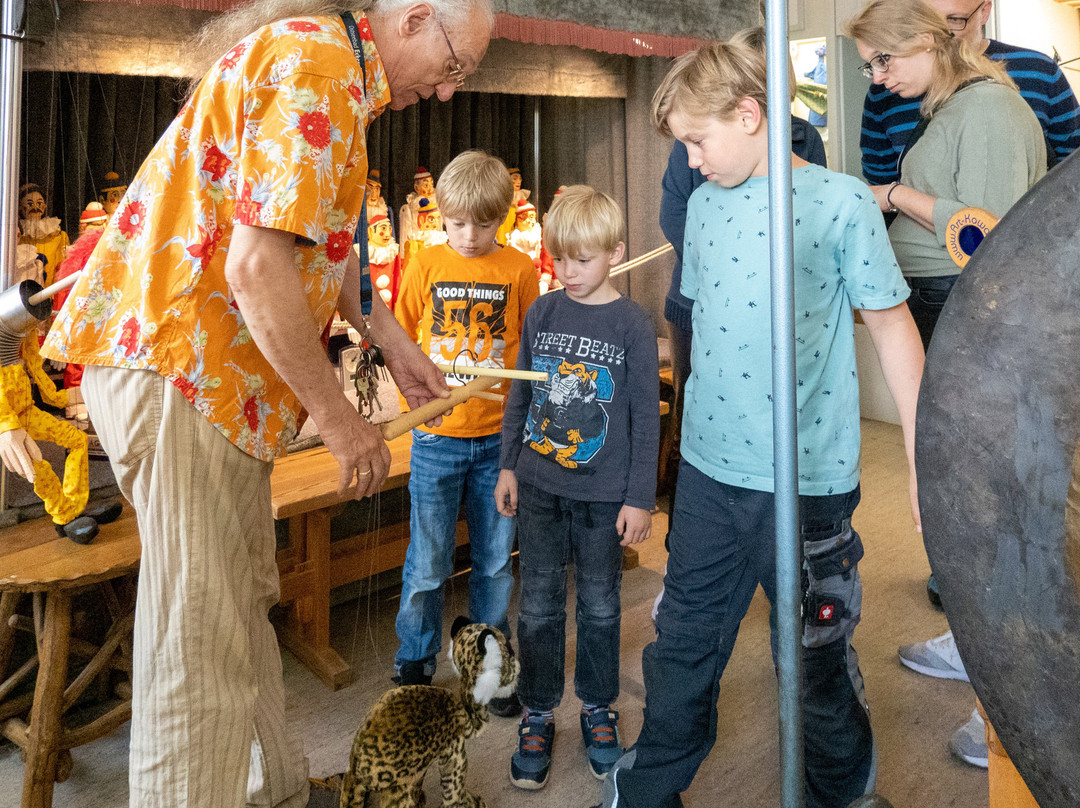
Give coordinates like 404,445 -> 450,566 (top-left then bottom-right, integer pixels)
393,150 -> 540,717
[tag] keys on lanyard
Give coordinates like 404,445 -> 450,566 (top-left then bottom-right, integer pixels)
351,319 -> 386,419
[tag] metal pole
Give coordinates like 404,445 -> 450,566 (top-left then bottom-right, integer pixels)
0,0 -> 24,513
0,0 -> 24,290
764,3 -> 803,807
532,96 -> 541,212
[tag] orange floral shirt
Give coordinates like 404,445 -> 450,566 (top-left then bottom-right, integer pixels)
43,13 -> 390,460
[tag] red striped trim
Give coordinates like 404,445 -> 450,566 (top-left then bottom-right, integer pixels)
493,13 -> 709,58
69,0 -> 708,57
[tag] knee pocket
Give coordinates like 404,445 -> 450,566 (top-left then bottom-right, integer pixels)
802,524 -> 863,648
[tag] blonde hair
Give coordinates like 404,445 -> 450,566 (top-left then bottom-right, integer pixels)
843,0 -> 1014,117
435,150 -> 513,224
185,0 -> 493,95
651,41 -> 768,137
542,185 -> 625,259
729,26 -> 797,103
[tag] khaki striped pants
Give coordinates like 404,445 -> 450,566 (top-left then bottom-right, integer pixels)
84,366 -> 308,808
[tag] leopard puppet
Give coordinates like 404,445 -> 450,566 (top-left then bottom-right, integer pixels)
339,618 -> 519,808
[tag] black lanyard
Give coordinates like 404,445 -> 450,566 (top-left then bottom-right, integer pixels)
341,12 -> 373,315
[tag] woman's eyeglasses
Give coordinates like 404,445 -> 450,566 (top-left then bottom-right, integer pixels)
858,53 -> 892,79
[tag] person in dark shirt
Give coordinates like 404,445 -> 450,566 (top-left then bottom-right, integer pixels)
858,0 -> 1080,185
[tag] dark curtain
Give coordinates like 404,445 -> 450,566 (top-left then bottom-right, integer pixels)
21,71 -> 187,238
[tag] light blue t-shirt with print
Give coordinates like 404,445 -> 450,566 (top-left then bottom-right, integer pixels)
680,163 -> 908,496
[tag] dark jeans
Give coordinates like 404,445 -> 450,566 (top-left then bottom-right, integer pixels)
607,462 -> 873,808
905,275 -> 958,351
515,480 -> 624,711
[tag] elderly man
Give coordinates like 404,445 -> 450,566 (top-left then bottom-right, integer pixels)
859,0 -> 1080,185
44,1 -> 492,806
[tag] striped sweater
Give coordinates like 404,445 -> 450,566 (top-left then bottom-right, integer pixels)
859,39 -> 1080,184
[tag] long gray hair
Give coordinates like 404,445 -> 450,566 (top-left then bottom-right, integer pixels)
185,0 -> 492,96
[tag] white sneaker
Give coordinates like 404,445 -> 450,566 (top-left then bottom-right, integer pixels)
948,708 -> 989,768
897,630 -> 969,681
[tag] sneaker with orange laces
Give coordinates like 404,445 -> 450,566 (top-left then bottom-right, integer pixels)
580,705 -> 622,779
510,711 -> 556,790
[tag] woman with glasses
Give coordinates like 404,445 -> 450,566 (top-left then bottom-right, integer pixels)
845,0 -> 1044,348
844,0 -> 1046,775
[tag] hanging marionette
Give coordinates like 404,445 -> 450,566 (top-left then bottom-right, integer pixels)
367,213 -> 402,309
507,200 -> 547,289
0,275 -> 121,543
402,196 -> 448,266
398,166 -> 435,245
18,183 -> 69,286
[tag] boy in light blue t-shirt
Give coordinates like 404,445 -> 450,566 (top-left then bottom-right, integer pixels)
601,41 -> 925,808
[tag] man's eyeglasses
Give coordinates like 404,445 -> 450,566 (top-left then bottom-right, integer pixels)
945,1 -> 986,32
436,19 -> 466,88
858,53 -> 892,79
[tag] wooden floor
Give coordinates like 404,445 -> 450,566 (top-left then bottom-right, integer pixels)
0,419 -> 991,808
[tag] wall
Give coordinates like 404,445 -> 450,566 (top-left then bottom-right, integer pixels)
995,0 -> 1080,97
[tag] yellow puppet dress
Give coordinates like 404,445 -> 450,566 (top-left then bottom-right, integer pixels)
0,333 -> 89,529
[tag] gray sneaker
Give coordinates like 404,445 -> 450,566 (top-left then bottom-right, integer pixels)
898,630 -> 969,681
949,708 -> 989,768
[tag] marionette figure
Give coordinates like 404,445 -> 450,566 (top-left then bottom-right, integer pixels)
398,166 -> 436,245
496,167 -> 532,246
52,228 -> 106,429
536,186 -> 566,294
77,202 -> 109,236
367,213 -> 402,309
18,183 -> 69,286
0,281 -> 121,543
509,167 -> 531,206
508,200 -> 547,290
97,171 -> 128,218
402,196 -> 448,265
14,234 -> 46,286
365,169 -> 390,229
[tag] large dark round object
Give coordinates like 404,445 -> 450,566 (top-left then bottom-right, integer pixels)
916,149 -> 1080,806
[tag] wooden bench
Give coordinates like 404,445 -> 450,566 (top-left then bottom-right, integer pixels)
271,433 -> 460,690
0,510 -> 139,808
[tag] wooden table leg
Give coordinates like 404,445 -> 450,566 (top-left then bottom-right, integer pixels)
275,510 -> 352,690
0,591 -> 22,678
22,591 -> 71,808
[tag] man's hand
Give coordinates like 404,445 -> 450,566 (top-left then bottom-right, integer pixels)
495,469 -> 518,518
318,410 -> 393,499
0,428 -> 42,482
617,504 -> 652,546
384,342 -> 451,422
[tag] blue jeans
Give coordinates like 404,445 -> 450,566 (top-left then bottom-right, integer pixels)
606,461 -> 872,808
394,431 -> 515,674
516,481 -> 624,711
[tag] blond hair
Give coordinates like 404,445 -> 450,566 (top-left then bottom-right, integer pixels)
185,0 -> 493,95
729,26 -> 797,103
651,41 -> 768,137
435,150 -> 513,224
843,0 -> 1014,117
542,185 -> 624,259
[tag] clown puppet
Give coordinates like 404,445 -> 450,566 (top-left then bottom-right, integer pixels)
365,169 -> 390,228
98,171 -> 128,218
398,166 -> 436,245
402,196 -> 448,266
367,213 -> 401,309
507,200 -> 547,291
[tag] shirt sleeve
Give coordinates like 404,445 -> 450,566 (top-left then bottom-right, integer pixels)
393,251 -> 426,344
931,91 -> 1045,241
1035,61 -> 1080,163
680,193 -> 704,302
234,73 -> 360,241
860,88 -> 902,184
660,141 -> 697,265
500,306 -> 536,470
623,311 -> 660,510
838,189 -> 910,311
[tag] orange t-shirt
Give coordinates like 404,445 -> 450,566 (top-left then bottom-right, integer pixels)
43,14 -> 390,460
395,244 -> 540,438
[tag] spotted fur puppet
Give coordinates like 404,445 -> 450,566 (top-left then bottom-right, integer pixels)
339,618 -> 519,808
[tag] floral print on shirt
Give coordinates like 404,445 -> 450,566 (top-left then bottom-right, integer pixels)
44,13 -> 391,460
